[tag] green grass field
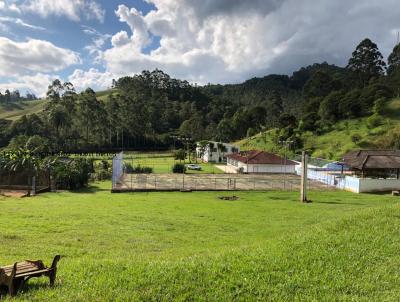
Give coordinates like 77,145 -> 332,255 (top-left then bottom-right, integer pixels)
124,152 -> 224,174
1,183 -> 399,301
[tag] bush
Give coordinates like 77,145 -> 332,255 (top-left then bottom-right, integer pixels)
133,165 -> 153,174
172,163 -> 186,173
93,169 -> 112,181
124,163 -> 134,173
367,114 -> 383,129
351,134 -> 362,144
92,160 -> 111,181
125,163 -> 153,174
53,158 -> 93,190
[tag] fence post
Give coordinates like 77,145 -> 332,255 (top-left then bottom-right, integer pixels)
32,176 -> 36,196
300,151 -> 308,202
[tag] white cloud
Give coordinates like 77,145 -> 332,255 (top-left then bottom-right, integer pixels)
82,25 -> 111,64
68,68 -> 113,92
111,30 -> 130,48
115,5 -> 150,50
0,37 -> 80,76
0,16 -> 45,30
0,73 -> 58,97
95,0 -> 400,86
0,1 -> 21,14
22,0 -> 105,23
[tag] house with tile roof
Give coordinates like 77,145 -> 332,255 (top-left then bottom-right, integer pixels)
226,150 -> 298,173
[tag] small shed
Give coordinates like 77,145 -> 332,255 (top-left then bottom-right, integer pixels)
226,150 -> 297,174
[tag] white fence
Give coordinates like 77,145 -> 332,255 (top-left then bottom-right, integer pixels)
295,164 -> 400,193
112,152 -> 124,190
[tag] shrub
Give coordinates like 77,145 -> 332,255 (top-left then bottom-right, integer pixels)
124,163 -> 134,173
133,165 -> 153,174
351,134 -> 362,144
52,158 -> 93,190
172,163 -> 186,173
125,163 -> 153,174
367,114 -> 383,129
93,169 -> 112,181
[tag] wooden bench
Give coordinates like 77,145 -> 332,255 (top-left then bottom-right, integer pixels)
0,255 -> 60,297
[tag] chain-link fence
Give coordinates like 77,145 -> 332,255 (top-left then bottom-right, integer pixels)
111,152 -> 330,192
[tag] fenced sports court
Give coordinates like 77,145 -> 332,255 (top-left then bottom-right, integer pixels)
111,152 -> 331,192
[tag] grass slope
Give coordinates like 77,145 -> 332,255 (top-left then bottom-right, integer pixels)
0,90 -> 117,121
0,184 -> 399,301
239,98 -> 400,160
0,100 -> 48,121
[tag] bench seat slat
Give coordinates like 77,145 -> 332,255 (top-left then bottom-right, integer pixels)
2,262 -> 38,270
14,269 -> 51,278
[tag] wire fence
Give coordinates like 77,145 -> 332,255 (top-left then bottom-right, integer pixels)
111,152 -> 331,192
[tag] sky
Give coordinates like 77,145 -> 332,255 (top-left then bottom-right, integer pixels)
0,0 -> 399,97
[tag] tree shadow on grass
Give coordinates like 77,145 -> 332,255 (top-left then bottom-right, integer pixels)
69,184 -> 110,194
312,201 -> 364,205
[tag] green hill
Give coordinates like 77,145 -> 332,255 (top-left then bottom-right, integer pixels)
0,99 -> 49,121
238,98 -> 400,160
0,89 -> 118,121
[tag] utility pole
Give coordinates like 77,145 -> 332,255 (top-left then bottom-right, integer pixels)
300,151 -> 309,202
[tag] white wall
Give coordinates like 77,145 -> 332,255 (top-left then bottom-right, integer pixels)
227,161 -> 296,174
295,163 -> 400,193
359,178 -> 400,193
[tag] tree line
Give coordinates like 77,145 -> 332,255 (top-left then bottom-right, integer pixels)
0,89 -> 37,104
1,38 -> 400,153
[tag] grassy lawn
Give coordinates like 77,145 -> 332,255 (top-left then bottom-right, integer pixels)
0,183 -> 399,300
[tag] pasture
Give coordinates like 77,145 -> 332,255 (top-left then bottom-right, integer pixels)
1,182 -> 399,301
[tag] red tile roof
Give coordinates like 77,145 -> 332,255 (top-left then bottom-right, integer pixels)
226,150 -> 297,165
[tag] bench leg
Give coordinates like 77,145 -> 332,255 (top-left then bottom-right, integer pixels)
49,255 -> 60,287
8,278 -> 23,297
49,269 -> 57,287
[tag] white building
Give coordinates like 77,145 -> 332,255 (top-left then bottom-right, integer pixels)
226,150 -> 297,173
196,141 -> 240,163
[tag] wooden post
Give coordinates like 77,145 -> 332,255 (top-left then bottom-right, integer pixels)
300,151 -> 308,202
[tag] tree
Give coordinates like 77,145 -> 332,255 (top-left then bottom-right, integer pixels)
2,148 -> 41,196
318,91 -> 343,122
267,91 -> 283,127
197,140 -> 209,162
388,43 -> 400,75
4,89 -> 10,103
388,43 -> 400,96
303,71 -> 337,99
174,149 -> 186,162
347,38 -> 386,87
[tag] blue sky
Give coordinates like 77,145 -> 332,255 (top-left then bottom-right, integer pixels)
0,0 -> 399,96
0,0 -> 157,83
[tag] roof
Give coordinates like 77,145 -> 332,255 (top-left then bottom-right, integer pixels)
226,150 -> 297,165
342,150 -> 400,170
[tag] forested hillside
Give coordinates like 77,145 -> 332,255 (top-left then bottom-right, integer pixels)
1,38 -> 400,153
